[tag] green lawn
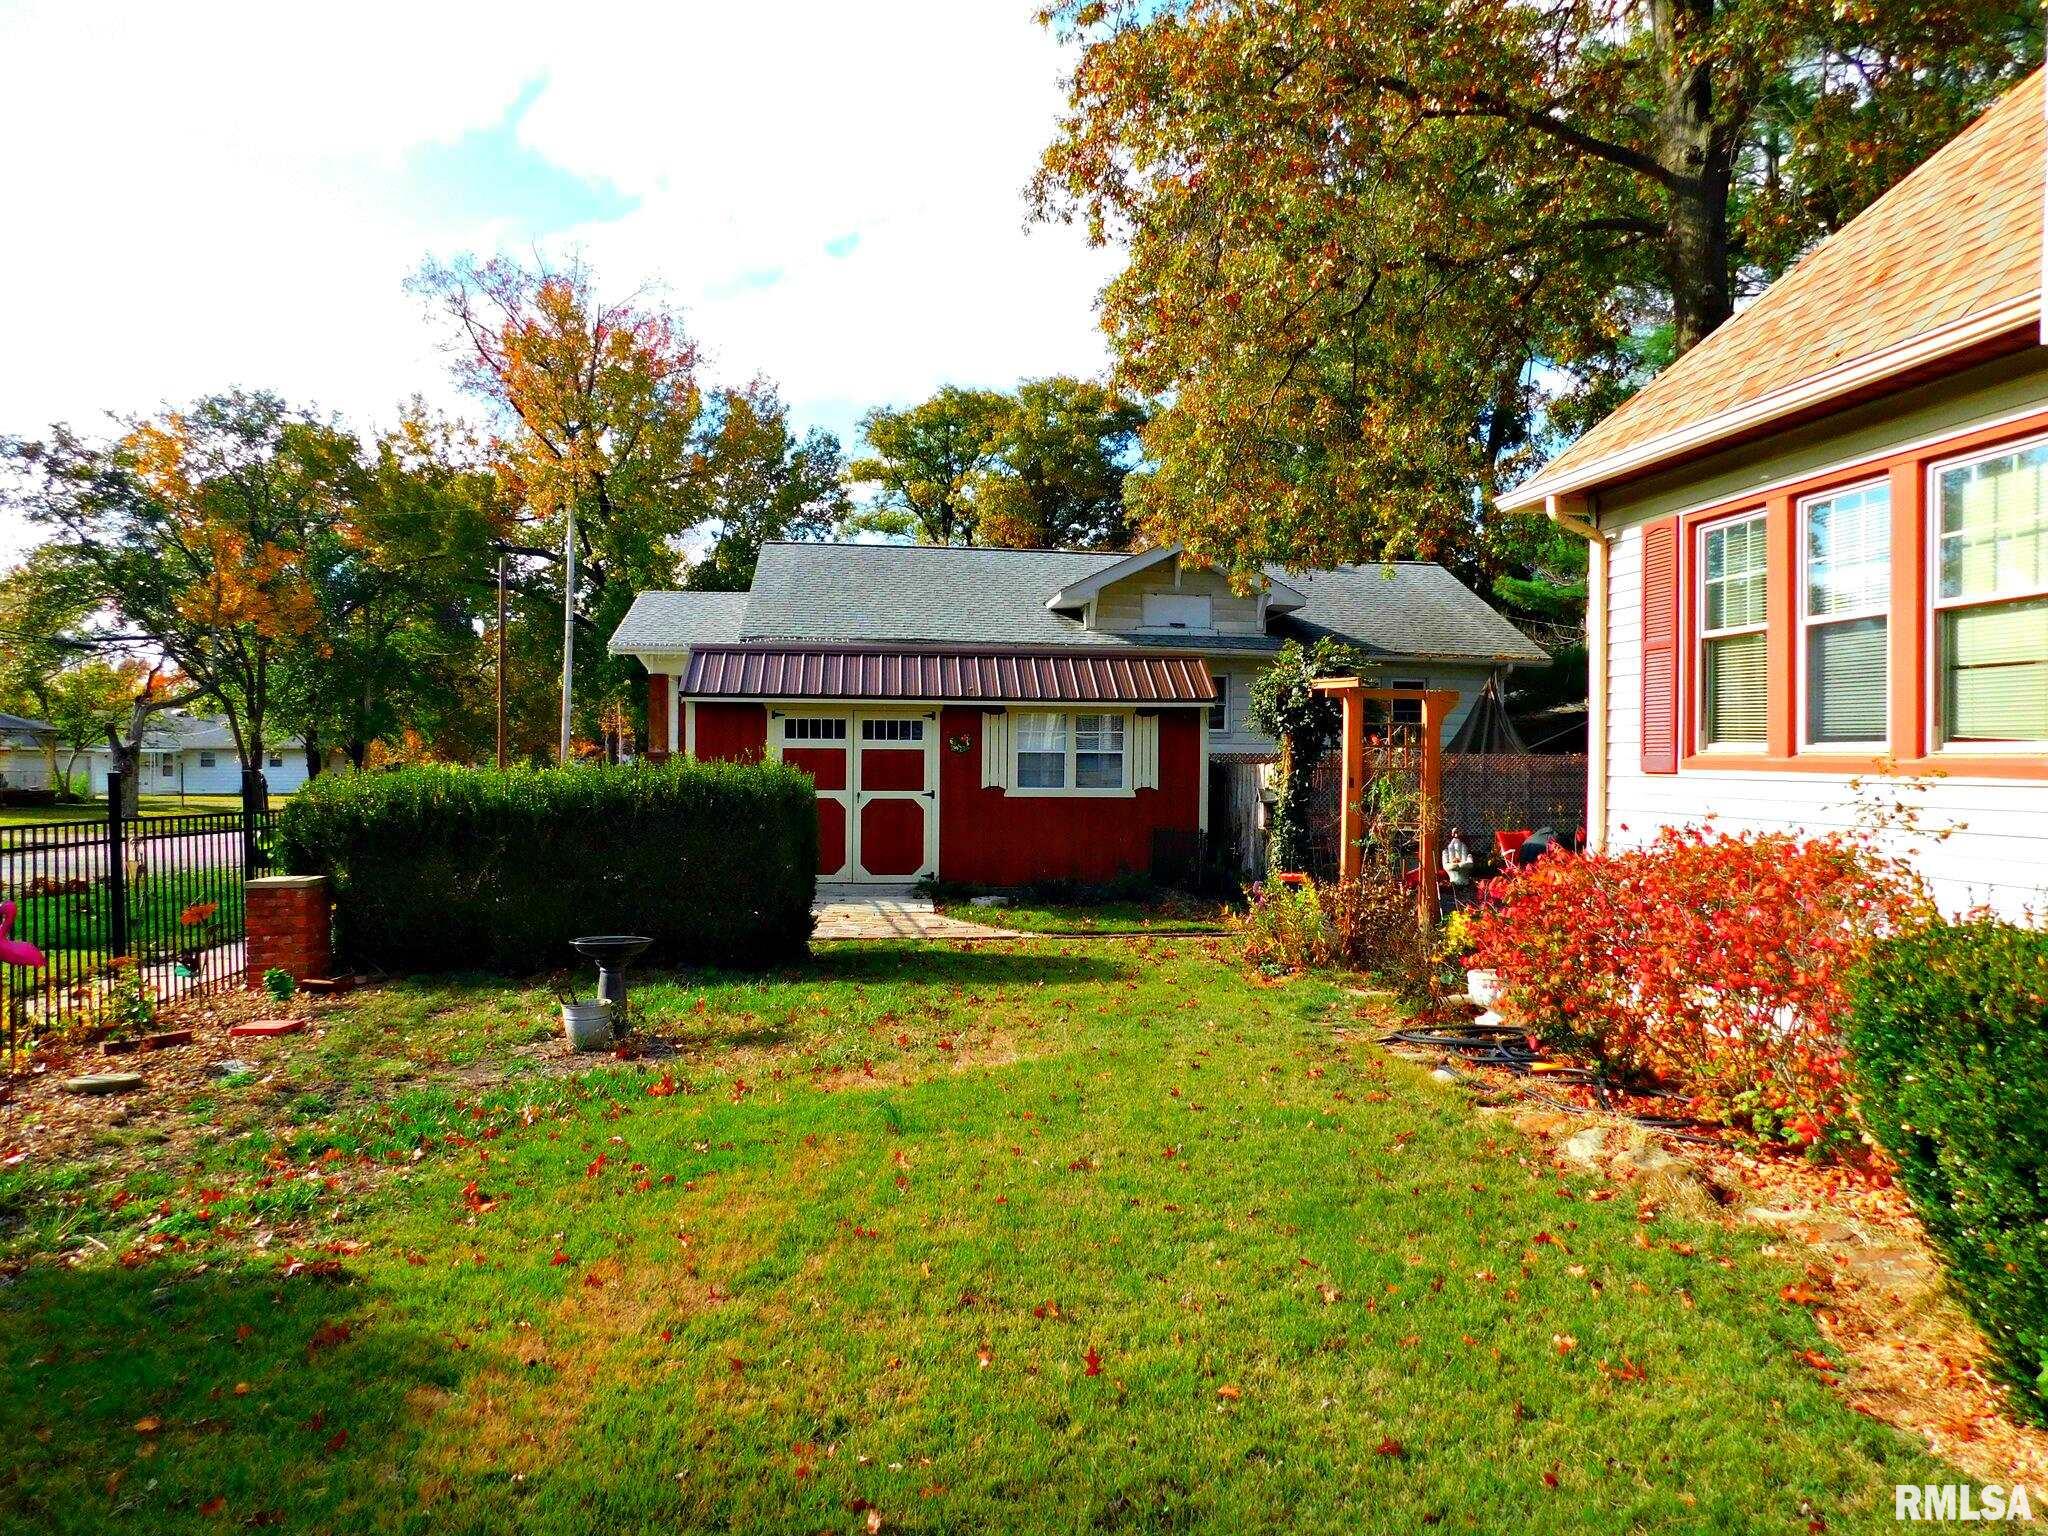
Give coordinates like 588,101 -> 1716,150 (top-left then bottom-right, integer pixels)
0,794 -> 287,827
931,890 -> 1234,935
0,940 -> 1948,1533
10,875 -> 245,957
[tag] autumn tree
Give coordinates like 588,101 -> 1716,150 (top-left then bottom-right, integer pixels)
683,379 -> 849,591
1033,0 -> 2040,576
409,253 -> 705,744
275,407 -> 513,771
4,392 -> 358,805
845,386 -> 1010,545
37,658 -> 152,792
975,377 -> 1146,550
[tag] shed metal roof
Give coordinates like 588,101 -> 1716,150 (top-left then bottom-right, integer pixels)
681,646 -> 1215,704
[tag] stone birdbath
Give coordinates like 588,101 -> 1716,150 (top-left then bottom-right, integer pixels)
570,935 -> 653,1035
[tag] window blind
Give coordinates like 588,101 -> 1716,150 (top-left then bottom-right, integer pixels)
1807,617 -> 1887,743
1704,630 -> 1768,744
1942,597 -> 2048,742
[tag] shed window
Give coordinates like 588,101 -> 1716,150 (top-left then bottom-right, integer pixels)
784,717 -> 847,742
860,718 -> 924,742
198,750 -> 217,769
1801,482 -> 1890,745
1934,440 -> 2048,745
1011,711 -> 1129,793
1699,513 -> 1769,746
1014,712 -> 1068,788
1208,675 -> 1228,732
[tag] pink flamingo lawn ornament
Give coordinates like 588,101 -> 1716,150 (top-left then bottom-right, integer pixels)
0,901 -> 45,970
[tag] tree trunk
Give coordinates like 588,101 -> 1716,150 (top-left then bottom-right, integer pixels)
1652,0 -> 1737,353
304,724 -> 323,781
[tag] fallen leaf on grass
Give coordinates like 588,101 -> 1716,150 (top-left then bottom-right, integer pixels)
1215,1384 -> 1241,1401
198,1495 -> 226,1517
133,1415 -> 161,1434
1084,1348 -> 1102,1377
1374,1437 -> 1406,1459
1551,1334 -> 1577,1355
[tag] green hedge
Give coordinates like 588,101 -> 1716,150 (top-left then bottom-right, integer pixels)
1848,919 -> 2048,1421
276,762 -> 817,974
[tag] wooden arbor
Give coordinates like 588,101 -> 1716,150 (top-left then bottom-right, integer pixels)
1307,681 -> 1459,928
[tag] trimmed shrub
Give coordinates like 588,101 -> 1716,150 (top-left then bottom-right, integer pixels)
1848,920 -> 2048,1420
276,762 -> 817,974
1464,828 -> 1929,1151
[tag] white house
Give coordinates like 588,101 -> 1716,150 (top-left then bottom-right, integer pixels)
1503,70 -> 2047,920
0,713 -> 57,793
73,712 -> 323,798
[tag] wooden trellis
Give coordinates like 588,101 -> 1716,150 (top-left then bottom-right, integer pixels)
1307,681 -> 1459,929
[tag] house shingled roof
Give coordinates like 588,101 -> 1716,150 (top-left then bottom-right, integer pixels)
609,543 -> 1544,666
1502,68 -> 2046,512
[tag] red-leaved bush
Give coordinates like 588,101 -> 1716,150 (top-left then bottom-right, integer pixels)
1464,828 -> 1930,1153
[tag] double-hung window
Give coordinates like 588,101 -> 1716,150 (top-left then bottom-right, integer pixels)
1208,676 -> 1228,732
1933,439 -> 2048,746
1699,513 -> 1769,747
1801,482 -> 1891,746
1012,711 -> 1127,792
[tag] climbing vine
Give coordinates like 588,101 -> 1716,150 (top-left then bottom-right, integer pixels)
1246,638 -> 1363,873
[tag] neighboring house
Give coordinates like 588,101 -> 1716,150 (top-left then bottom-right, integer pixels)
0,713 -> 57,793
71,712 -> 326,798
1504,69 -> 2047,919
610,541 -> 1543,885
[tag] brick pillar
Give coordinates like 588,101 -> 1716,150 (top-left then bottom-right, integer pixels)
246,875 -> 333,989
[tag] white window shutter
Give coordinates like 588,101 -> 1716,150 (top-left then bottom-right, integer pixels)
980,711 -> 1010,790
1132,713 -> 1160,790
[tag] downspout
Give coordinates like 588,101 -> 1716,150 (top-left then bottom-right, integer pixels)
1545,493 -> 1608,853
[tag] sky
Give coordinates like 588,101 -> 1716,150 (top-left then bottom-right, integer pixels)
0,0 -> 1119,561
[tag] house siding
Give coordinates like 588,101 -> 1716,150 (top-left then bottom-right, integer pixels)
1205,658 -> 1494,758
1594,349 -> 2048,920
936,706 -> 1204,885
1093,563 -> 1265,635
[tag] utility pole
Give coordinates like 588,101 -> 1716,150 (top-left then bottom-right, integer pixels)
558,504 -> 576,766
495,551 -> 508,772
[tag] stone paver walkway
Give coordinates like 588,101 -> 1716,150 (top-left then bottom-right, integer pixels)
812,885 -> 1025,941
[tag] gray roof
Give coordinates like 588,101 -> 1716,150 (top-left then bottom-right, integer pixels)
608,591 -> 750,653
0,712 -> 55,740
1276,563 -> 1547,663
608,542 -> 1543,665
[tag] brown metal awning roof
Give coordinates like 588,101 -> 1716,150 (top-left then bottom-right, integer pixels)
680,646 -> 1214,703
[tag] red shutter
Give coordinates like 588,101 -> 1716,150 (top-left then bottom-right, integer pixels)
1639,518 -> 1680,774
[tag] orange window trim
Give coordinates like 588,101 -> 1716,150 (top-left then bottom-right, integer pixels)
1672,405 -> 2048,780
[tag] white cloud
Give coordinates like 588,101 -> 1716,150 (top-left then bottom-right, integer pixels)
0,0 -> 1117,557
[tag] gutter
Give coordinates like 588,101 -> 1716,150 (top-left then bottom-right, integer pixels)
1501,293 -> 2042,514
1544,494 -> 1608,854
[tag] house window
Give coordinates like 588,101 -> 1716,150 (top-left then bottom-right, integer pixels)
198,750 -> 217,769
860,718 -> 924,742
1141,592 -> 1212,631
1933,438 -> 2048,745
784,717 -> 847,742
161,755 -> 175,777
1801,482 -> 1890,746
1011,711 -> 1128,792
1699,513 -> 1769,746
1208,676 -> 1228,732
1390,678 -> 1426,727
268,752 -> 285,768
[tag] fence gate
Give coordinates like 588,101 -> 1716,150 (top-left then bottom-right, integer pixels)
0,772 -> 277,1054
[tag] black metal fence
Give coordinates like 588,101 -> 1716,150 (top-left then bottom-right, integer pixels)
0,775 -> 277,1049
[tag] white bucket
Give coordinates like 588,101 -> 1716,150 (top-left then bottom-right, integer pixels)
1466,969 -> 1502,1009
561,1000 -> 613,1052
